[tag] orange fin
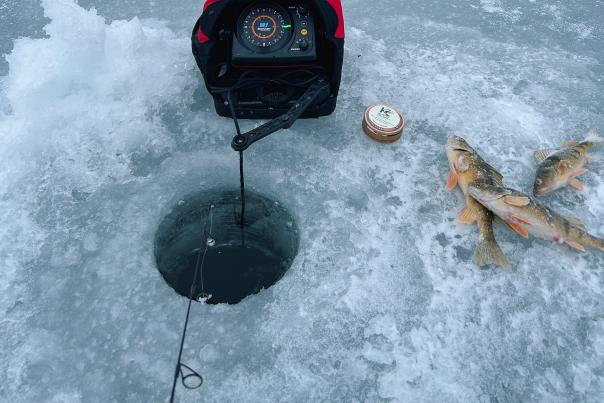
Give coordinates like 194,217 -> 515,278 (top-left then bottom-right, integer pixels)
569,178 -> 584,191
504,195 -> 530,207
446,168 -> 459,191
511,215 -> 532,225
571,167 -> 588,178
506,222 -> 529,238
566,240 -> 586,252
534,149 -> 555,162
457,206 -> 477,225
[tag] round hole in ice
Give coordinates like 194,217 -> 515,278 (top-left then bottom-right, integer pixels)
154,189 -> 299,304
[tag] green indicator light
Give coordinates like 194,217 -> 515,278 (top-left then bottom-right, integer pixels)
283,24 -> 292,28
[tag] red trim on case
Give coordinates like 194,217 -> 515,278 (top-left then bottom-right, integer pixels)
197,27 -> 210,43
326,0 -> 345,39
203,0 -> 222,11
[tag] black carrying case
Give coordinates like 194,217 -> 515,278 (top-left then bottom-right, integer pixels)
192,0 -> 345,119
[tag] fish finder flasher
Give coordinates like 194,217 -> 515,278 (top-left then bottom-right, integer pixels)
192,0 -> 344,121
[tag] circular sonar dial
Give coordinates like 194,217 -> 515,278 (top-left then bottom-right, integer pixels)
238,5 -> 292,52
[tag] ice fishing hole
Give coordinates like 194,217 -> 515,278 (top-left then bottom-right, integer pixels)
154,189 -> 299,304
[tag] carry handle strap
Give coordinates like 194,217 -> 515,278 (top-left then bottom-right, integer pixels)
231,78 -> 330,152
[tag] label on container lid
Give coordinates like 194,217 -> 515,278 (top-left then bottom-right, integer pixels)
366,105 -> 402,130
362,104 -> 405,143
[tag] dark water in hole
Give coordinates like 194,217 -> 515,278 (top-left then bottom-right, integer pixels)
170,244 -> 288,304
154,189 -> 299,304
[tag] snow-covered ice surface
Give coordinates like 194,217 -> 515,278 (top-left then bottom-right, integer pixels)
1,0 -> 604,401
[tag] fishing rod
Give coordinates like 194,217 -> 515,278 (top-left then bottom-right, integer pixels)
168,72 -> 327,399
167,2 -> 345,397
169,204 -> 214,402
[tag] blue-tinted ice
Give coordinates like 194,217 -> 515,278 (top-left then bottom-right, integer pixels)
1,0 -> 603,401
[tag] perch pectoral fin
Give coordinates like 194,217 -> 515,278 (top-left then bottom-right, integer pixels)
571,168 -> 588,178
446,168 -> 459,191
504,196 -> 530,206
569,178 -> 584,191
506,222 -> 529,238
511,215 -> 532,225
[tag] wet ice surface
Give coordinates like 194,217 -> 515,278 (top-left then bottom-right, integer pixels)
1,0 -> 603,401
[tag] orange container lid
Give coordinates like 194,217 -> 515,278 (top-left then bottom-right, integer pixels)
362,104 -> 405,143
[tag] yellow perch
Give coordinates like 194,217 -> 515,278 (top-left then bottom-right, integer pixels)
446,135 -> 511,268
533,128 -> 603,196
468,183 -> 604,253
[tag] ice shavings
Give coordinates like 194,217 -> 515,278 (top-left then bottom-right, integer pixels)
0,0 -> 603,402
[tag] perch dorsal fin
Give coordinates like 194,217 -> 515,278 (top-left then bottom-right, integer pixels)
534,149 -> 555,162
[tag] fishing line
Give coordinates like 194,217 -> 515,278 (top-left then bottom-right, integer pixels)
238,151 -> 245,229
169,203 -> 214,402
223,69 -> 323,229
226,90 -> 246,229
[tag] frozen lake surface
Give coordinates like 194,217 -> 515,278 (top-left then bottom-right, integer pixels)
1,0 -> 604,401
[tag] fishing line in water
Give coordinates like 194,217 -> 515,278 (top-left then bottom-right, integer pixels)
169,204 -> 214,402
